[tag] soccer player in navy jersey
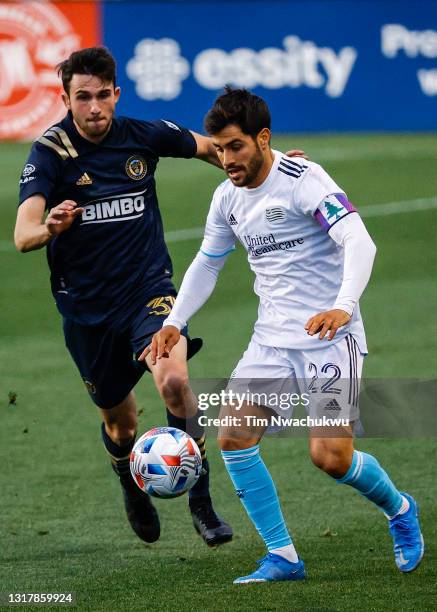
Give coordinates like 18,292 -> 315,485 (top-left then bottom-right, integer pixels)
13,46 -> 238,546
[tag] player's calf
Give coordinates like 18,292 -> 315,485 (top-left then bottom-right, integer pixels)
166,408 -> 233,547
100,398 -> 161,544
221,442 -> 302,579
318,443 -> 424,571
219,406 -> 302,580
311,436 -> 405,517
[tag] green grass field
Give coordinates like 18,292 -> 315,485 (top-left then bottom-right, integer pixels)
0,135 -> 436,611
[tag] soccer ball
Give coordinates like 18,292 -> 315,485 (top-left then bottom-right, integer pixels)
130,427 -> 202,499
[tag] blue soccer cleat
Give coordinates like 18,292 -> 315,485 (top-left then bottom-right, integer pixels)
233,553 -> 306,584
389,492 -> 424,573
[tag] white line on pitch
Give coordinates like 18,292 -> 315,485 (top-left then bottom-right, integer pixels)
165,195 -> 437,243
165,227 -> 205,243
1,195 -> 436,251
359,196 -> 437,217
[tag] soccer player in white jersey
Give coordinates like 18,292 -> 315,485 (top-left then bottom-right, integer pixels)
140,88 -> 424,584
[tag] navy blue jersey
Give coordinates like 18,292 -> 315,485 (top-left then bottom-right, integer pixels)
18,114 -> 197,325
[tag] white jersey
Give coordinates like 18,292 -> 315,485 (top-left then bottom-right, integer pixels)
200,151 -> 367,352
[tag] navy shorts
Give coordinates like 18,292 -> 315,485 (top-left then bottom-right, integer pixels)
63,293 -> 201,409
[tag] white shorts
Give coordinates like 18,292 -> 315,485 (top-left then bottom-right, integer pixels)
227,334 -> 364,431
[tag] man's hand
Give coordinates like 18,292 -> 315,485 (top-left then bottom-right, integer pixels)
138,325 -> 181,365
285,149 -> 309,160
305,309 -> 351,341
191,131 -> 223,168
45,200 -> 84,236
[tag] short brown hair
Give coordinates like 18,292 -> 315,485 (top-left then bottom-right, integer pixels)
57,47 -> 116,94
204,86 -> 271,137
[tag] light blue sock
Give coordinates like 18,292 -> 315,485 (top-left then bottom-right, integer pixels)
336,450 -> 403,517
221,445 -> 292,550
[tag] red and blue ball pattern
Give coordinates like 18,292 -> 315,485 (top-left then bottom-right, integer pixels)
130,427 -> 202,498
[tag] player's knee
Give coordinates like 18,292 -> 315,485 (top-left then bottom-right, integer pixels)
310,444 -> 351,478
218,437 -> 242,452
218,436 -> 257,452
159,372 -> 190,410
104,422 -> 136,446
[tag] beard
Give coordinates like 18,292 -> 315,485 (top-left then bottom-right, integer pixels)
227,145 -> 265,187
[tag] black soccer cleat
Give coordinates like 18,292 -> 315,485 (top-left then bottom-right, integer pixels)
120,477 -> 160,543
190,497 -> 233,547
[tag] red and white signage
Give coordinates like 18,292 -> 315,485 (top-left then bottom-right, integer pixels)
0,1 -> 100,141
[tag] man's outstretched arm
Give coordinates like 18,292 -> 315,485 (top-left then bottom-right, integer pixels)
138,249 -> 230,364
305,213 -> 377,340
14,195 -> 84,252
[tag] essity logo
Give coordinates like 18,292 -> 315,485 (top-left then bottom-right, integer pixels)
126,38 -> 190,100
193,37 -> 356,97
0,2 -> 80,140
126,35 -> 357,101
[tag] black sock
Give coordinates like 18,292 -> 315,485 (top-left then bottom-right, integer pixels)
101,422 -> 135,482
165,408 -> 211,502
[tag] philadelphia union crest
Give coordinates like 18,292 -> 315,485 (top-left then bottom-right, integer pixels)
126,156 -> 147,180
